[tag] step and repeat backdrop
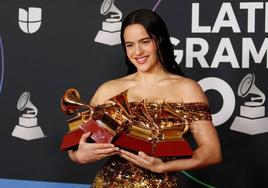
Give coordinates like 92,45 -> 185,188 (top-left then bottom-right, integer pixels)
0,0 -> 267,187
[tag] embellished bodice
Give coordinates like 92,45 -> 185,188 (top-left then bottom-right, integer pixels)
91,90 -> 212,188
95,90 -> 212,137
129,101 -> 211,128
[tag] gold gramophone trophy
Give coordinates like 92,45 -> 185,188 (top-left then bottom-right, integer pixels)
113,99 -> 193,157
60,88 -> 193,157
60,88 -> 127,151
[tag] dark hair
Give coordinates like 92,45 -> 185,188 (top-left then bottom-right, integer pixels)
120,9 -> 183,75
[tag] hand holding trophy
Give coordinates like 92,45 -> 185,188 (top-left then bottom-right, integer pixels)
60,88 -> 194,157
60,88 -> 127,151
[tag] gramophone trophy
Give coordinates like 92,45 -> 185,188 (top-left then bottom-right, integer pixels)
60,88 -> 128,151
230,73 -> 268,135
60,89 -> 193,157
113,98 -> 193,157
12,91 -> 45,140
94,0 -> 122,45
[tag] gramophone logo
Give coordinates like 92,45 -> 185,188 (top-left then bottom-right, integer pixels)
12,91 -> 45,140
18,7 -> 42,34
230,73 -> 268,135
94,0 -> 122,46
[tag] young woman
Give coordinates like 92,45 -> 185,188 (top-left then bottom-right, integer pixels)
68,9 -> 222,187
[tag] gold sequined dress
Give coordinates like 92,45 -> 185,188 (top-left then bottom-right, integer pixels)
91,90 -> 212,188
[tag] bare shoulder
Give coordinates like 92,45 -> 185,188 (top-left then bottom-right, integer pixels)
172,76 -> 208,104
90,75 -> 135,106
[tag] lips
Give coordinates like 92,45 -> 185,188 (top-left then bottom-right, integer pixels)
135,56 -> 149,64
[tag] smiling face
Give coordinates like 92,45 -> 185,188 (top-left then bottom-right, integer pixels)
123,24 -> 161,73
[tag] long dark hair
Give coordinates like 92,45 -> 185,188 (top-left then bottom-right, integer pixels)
120,9 -> 183,75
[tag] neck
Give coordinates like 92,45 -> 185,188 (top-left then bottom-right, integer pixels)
134,65 -> 169,84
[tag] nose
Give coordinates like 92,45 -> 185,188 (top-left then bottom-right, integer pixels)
134,44 -> 143,55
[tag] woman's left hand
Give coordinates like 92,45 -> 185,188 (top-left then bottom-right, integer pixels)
119,149 -> 165,173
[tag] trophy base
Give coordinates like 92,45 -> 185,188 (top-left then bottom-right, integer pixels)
230,116 -> 268,135
60,128 -> 85,151
94,30 -> 121,46
11,125 -> 45,140
114,132 -> 193,157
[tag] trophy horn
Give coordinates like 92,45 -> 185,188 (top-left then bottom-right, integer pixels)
61,88 -> 92,115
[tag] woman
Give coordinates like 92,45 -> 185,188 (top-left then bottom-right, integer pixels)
68,9 -> 222,187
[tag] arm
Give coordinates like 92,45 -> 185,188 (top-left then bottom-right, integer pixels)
158,120 -> 222,172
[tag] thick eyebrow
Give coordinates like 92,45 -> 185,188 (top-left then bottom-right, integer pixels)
124,36 -> 152,44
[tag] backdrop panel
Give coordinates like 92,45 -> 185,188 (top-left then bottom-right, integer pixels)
0,0 -> 267,187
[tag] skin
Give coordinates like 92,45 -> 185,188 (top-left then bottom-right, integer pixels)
68,24 -> 222,172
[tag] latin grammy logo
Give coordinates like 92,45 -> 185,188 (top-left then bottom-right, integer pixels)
18,7 -> 42,34
230,73 -> 268,135
94,0 -> 122,46
11,91 -> 46,140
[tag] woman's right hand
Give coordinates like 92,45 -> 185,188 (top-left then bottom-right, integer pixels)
68,132 -> 120,164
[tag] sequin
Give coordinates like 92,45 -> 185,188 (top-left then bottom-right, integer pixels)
91,91 -> 212,188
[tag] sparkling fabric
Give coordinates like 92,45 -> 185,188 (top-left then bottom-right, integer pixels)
91,91 -> 212,188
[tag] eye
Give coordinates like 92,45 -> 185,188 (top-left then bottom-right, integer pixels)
141,39 -> 151,45
125,43 -> 133,48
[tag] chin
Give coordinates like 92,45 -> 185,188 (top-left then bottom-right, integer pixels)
134,62 -> 153,72
136,66 -> 151,73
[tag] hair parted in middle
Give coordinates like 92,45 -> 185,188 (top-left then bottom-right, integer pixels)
120,9 -> 183,75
